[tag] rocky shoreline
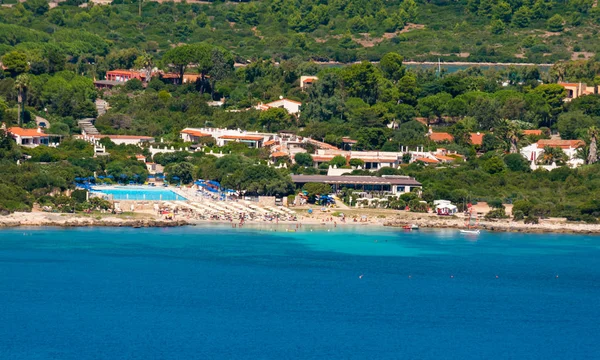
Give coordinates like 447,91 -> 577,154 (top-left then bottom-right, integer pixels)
0,212 -> 190,229
384,217 -> 600,235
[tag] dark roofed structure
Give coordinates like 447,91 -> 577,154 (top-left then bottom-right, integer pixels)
291,175 -> 421,195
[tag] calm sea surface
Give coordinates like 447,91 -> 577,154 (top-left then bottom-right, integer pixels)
0,226 -> 598,359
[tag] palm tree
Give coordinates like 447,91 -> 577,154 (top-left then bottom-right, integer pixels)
14,74 -> 30,127
587,126 -> 598,164
502,121 -> 522,154
134,52 -> 153,84
539,146 -> 568,165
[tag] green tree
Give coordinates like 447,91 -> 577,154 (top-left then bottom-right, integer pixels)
24,0 -> 49,15
330,155 -> 347,167
504,153 -> 530,171
167,162 -> 195,184
15,74 -> 30,126
481,156 -> 506,174
2,51 -> 29,76
557,111 -> 593,140
258,108 -> 292,132
379,52 -> 405,83
294,153 -> 314,167
490,19 -> 506,34
134,52 -> 154,84
547,14 -> 564,32
512,6 -> 532,27
162,45 -> 196,83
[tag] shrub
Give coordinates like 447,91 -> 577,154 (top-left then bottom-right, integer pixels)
485,208 -> 508,219
524,216 -> 539,224
513,210 -> 525,221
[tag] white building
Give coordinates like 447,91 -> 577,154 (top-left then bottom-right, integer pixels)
180,127 -> 276,148
6,126 -> 50,147
520,139 -> 585,169
77,134 -> 154,146
255,98 -> 302,114
434,200 -> 458,215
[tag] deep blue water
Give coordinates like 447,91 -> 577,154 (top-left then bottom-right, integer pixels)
0,226 -> 598,359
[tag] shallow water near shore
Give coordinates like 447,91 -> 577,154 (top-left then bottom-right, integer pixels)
1,226 -> 599,359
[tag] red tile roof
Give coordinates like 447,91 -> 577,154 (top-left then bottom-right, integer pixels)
342,137 -> 358,144
537,139 -> 585,149
429,132 -> 454,142
220,135 -> 265,141
523,130 -> 542,136
181,129 -> 210,137
271,151 -> 288,158
415,157 -> 439,164
470,132 -> 484,146
7,127 -> 47,137
312,155 -> 335,162
264,139 -> 279,146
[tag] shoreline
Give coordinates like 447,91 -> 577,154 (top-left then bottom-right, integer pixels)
2,211 -> 600,234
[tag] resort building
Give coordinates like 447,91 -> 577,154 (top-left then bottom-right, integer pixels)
300,76 -> 319,90
94,70 -> 201,89
557,82 -> 596,102
254,98 -> 302,114
428,131 -> 454,143
76,134 -> 155,146
291,175 -> 422,195
6,127 -> 50,147
180,127 -> 275,148
520,139 -> 585,169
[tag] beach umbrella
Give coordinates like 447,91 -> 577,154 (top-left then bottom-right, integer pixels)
74,177 -> 82,182
98,175 -> 105,179
107,175 -> 114,179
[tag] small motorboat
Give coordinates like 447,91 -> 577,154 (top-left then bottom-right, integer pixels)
460,229 -> 480,235
403,224 -> 419,230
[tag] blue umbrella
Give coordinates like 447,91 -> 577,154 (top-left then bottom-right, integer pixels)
98,175 -> 105,179
172,176 -> 180,181
74,177 -> 83,182
107,175 -> 114,179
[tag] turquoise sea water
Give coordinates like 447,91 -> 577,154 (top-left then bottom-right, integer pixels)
91,186 -> 186,201
0,226 -> 599,359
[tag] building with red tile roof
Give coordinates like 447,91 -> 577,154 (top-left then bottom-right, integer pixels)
522,130 -> 543,136
537,139 -> 585,149
7,127 -> 50,147
429,132 -> 454,143
470,132 -> 484,146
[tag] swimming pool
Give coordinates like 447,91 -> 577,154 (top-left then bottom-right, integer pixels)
91,186 -> 187,201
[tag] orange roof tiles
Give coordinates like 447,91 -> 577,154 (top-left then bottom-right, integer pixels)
312,156 -> 335,162
342,137 -> 358,144
220,135 -> 265,141
470,132 -> 484,146
7,127 -> 47,137
537,139 -> 585,149
415,157 -> 439,164
523,130 -> 542,136
264,139 -> 279,146
181,129 -> 210,137
271,151 -> 289,158
429,132 -> 454,142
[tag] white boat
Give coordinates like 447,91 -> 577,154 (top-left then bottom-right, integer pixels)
460,229 -> 480,235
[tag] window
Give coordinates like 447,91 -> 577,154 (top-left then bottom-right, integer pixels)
396,186 -> 405,192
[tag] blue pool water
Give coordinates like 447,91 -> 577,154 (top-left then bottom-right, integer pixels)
0,226 -> 599,359
91,186 -> 186,201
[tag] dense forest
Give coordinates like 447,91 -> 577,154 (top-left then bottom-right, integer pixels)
3,0 -> 600,223
2,0 -> 600,65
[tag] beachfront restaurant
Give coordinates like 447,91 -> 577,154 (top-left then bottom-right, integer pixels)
291,175 -> 421,195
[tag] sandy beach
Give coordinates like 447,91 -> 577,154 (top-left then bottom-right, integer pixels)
2,207 -> 600,234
